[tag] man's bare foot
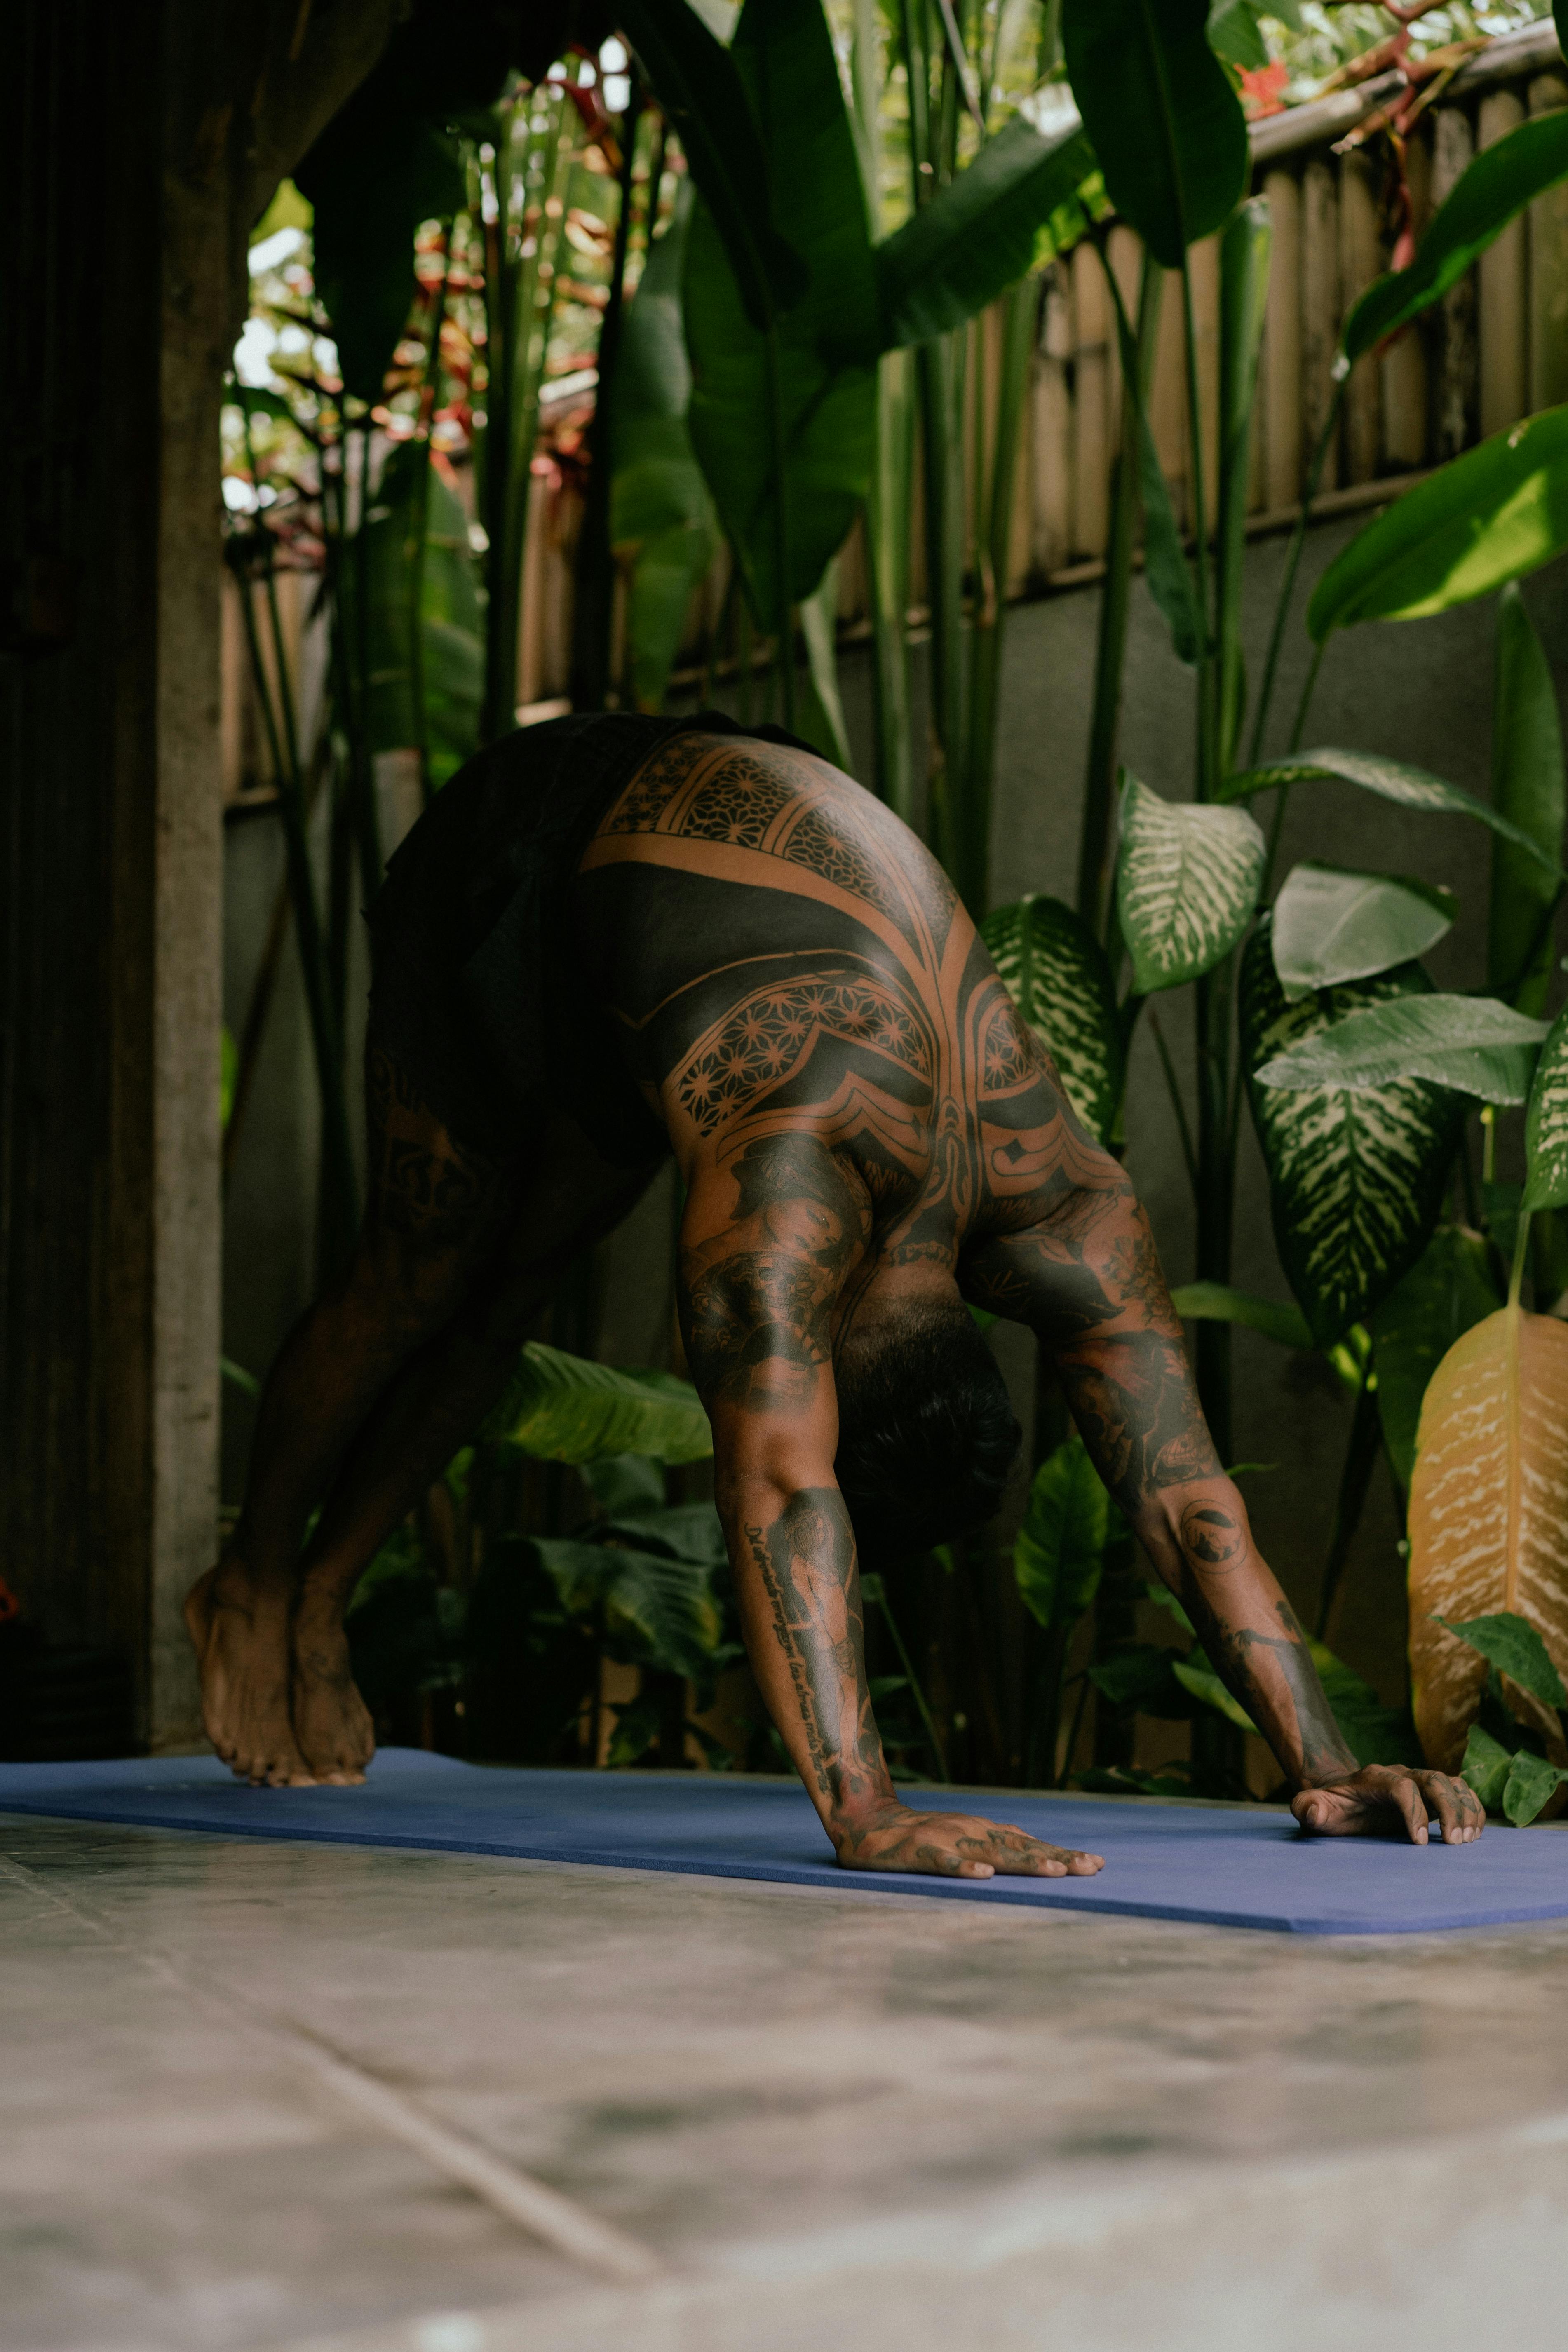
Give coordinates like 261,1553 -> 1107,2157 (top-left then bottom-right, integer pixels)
183,1562 -> 318,1786
290,1603 -> 376,1786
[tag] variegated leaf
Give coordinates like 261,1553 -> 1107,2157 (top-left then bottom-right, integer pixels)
1240,920 -> 1463,1347
1409,1304 -> 1568,1770
981,892 -> 1122,1143
1525,1002 -> 1568,1212
1116,770 -> 1264,995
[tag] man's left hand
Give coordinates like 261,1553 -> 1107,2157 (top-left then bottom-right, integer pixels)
1292,1765 -> 1485,1843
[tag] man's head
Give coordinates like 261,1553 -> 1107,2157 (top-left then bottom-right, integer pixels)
833,1289 -> 1021,1565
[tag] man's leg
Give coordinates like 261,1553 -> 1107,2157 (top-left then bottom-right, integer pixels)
286,1131 -> 661,1779
185,1045 -> 515,1785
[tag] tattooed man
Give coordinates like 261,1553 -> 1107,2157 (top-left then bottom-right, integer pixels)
188,714 -> 1482,1870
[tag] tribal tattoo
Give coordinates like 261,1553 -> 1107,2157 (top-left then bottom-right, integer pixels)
743,1486 -> 889,1814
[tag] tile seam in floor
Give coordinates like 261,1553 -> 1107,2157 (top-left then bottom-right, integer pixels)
0,1845 -> 665,2289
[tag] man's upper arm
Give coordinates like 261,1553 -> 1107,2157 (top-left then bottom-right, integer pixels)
678,1124 -> 868,1487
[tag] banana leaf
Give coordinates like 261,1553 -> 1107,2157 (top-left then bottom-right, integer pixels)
532,1536 -> 723,1680
1061,0 -> 1248,267
488,1343 -> 713,1465
1307,405 -> 1568,640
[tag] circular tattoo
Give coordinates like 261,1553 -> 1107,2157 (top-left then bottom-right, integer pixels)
1179,1502 -> 1244,1570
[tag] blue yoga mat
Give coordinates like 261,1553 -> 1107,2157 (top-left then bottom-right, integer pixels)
2,1748 -> 1564,1934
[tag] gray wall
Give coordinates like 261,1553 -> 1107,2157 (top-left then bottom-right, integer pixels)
221,516 -> 1568,1706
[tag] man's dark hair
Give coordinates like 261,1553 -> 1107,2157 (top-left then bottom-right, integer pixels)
833,1301 -> 1021,1564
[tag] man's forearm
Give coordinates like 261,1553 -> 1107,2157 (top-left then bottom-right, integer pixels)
1136,1479 -> 1358,1789
723,1477 -> 896,1831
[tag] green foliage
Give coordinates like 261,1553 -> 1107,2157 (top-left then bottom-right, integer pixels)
1102,261 -> 1205,667
1368,1228 -> 1502,1488
684,0 -> 878,622
1344,111 -> 1568,364
1241,923 -> 1463,1347
1253,993 -> 1549,1107
1461,1721 -> 1514,1811
1307,406 -> 1568,639
1013,1437 -> 1109,1632
1168,1283 -> 1313,1351
489,1343 -> 713,1465
873,116 -> 1101,347
1220,746 -> 1567,881
339,439 -> 484,786
1061,0 -> 1249,268
1525,1005 -> 1568,1211
1490,584 -> 1566,1015
617,0 -> 807,331
298,120 -> 466,402
1270,865 -> 1456,999
533,1533 -> 724,1683
1503,1750 -> 1568,1826
610,183 -> 719,713
982,893 -> 1123,1143
1434,1610 -> 1568,1712
1116,772 -> 1265,994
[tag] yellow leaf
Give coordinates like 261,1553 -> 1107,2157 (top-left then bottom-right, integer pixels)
1408,1304 -> 1568,1769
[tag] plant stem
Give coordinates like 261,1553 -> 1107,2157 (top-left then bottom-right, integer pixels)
1147,1005 -> 1199,1193
869,1579 -> 949,1782
1509,1209 -> 1533,1307
1078,250 -> 1162,939
1314,1367 -> 1383,1641
1246,375 -> 1346,767
568,73 -> 643,714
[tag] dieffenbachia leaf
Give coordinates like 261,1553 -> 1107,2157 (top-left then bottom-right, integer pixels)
1343,110 -> 1568,364
1368,1227 -> 1502,1488
1218,746 -> 1567,881
1432,1609 -> 1568,1713
1270,864 -> 1456,998
1502,1749 -> 1568,1826
1253,993 -> 1549,1107
1013,1436 -> 1108,1632
1241,921 -> 1463,1347
1460,1721 -> 1514,1811
1524,1002 -> 1568,1213
1488,582 -> 1564,1014
1116,770 -> 1265,994
1306,404 -> 1568,641
981,892 -> 1123,1142
491,1343 -> 713,1465
1409,1306 -> 1568,1768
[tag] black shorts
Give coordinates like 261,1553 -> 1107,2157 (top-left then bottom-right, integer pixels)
364,709 -> 812,1169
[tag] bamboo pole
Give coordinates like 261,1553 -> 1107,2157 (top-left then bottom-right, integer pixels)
1031,265 -> 1072,575
1070,240 -> 1110,559
1262,166 -> 1302,512
1381,124 -> 1431,472
1301,155 -> 1341,494
1431,105 -> 1478,458
1338,150 -> 1382,483
1479,87 -> 1528,435
1528,72 -> 1568,415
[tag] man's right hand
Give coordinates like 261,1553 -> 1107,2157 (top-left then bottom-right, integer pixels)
832,1800 -> 1105,1879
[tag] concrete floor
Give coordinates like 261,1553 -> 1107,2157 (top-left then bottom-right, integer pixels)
5,1807 -> 1568,2352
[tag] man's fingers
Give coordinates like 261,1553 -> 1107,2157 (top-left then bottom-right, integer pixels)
1397,1776 -> 1430,1844
1422,1770 -> 1483,1843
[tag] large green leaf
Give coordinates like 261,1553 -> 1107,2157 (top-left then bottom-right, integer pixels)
684,0 -> 878,619
1461,1720 -> 1515,1810
1061,0 -> 1249,268
1271,864 -> 1456,999
596,1501 -> 728,1566
1489,584 -> 1565,1014
610,183 -> 718,714
1168,1282 -> 1314,1350
493,1344 -> 713,1465
1220,745 -> 1567,881
297,117 -> 466,403
1307,406 -> 1568,640
618,0 -> 806,331
1434,1609 -> 1568,1712
1368,1227 -> 1502,1488
1103,257 -> 1204,667
532,1537 -> 722,1679
1172,1653 -> 1256,1731
337,439 -> 484,783
1345,112 -> 1568,364
1254,993 -> 1549,1106
981,893 -> 1123,1143
1241,921 -> 1464,1347
874,116 -> 1101,349
1116,772 -> 1265,995
1207,0 -> 1270,68
1013,1437 -> 1108,1632
1525,1003 -> 1568,1211
1503,1749 -> 1568,1825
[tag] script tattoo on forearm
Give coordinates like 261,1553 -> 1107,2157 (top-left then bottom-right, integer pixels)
744,1487 -> 891,1814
